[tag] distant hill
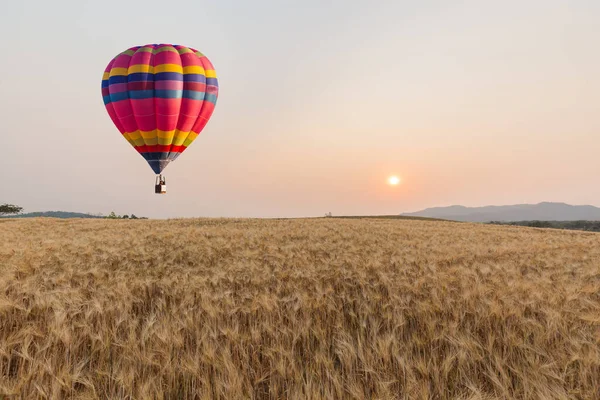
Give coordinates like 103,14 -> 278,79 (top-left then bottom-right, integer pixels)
328,215 -> 452,222
401,202 -> 600,222
1,211 -> 102,219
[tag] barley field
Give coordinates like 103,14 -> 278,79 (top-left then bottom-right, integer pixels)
1,217 -> 599,399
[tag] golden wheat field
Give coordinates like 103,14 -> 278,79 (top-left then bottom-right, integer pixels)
1,217 -> 600,399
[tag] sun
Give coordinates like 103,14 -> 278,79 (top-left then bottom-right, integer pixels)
388,176 -> 400,186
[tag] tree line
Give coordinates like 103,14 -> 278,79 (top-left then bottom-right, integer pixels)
489,220 -> 600,232
0,204 -> 23,216
1,204 -> 147,219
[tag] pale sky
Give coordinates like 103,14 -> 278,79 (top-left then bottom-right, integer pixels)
1,0 -> 599,218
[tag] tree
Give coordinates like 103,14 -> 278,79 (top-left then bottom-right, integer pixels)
130,214 -> 138,219
107,211 -> 118,219
122,214 -> 129,219
0,204 -> 23,216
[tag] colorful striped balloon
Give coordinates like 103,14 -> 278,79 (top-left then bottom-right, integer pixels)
101,44 -> 218,174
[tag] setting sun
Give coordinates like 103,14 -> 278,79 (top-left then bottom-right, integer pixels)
388,176 -> 400,186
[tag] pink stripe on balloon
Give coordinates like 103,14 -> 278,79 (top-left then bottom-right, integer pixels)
111,54 -> 132,69
131,98 -> 154,114
135,115 -> 156,132
109,82 -> 128,93
206,85 -> 218,95
183,82 -> 206,92
113,110 -> 138,132
154,49 -> 181,65
155,97 -> 181,115
199,56 -> 215,71
191,102 -> 215,133
155,80 -> 184,90
105,103 -> 125,133
177,99 -> 203,131
157,114 -> 179,131
130,49 -> 152,67
131,98 -> 156,132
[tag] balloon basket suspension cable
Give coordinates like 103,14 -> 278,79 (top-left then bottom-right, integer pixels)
155,174 -> 167,194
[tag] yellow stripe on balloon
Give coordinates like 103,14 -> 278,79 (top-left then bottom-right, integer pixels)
109,67 -> 128,76
102,72 -> 110,80
158,130 -> 175,145
128,64 -> 154,74
140,130 -> 157,139
123,131 -> 146,147
127,130 -> 142,140
205,70 -> 217,78
183,131 -> 199,146
138,131 -> 157,146
154,64 -> 183,73
182,66 -> 205,75
157,130 -> 175,138
129,131 -> 146,146
172,131 -> 189,146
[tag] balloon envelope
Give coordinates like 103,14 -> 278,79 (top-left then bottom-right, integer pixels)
101,44 -> 218,174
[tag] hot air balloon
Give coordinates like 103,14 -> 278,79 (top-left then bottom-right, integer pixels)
101,44 -> 218,194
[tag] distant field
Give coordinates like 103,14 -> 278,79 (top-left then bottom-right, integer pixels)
1,218 -> 599,399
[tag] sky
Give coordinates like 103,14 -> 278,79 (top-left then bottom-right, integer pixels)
1,0 -> 599,218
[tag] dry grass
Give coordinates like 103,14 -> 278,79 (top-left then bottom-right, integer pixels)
1,217 -> 599,399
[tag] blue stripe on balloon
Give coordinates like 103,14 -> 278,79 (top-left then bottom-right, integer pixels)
141,152 -> 157,160
101,80 -> 109,88
183,74 -> 206,83
127,72 -> 184,82
129,90 -> 154,100
155,89 -> 183,98
103,95 -> 112,105
206,78 -> 218,87
155,72 -> 183,81
109,91 -> 129,102
128,73 -> 153,82
204,93 -> 218,104
108,75 -> 128,85
141,152 -> 171,160
128,89 -> 183,100
182,90 -> 205,100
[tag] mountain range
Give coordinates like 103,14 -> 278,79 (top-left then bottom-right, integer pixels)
401,202 -> 600,222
